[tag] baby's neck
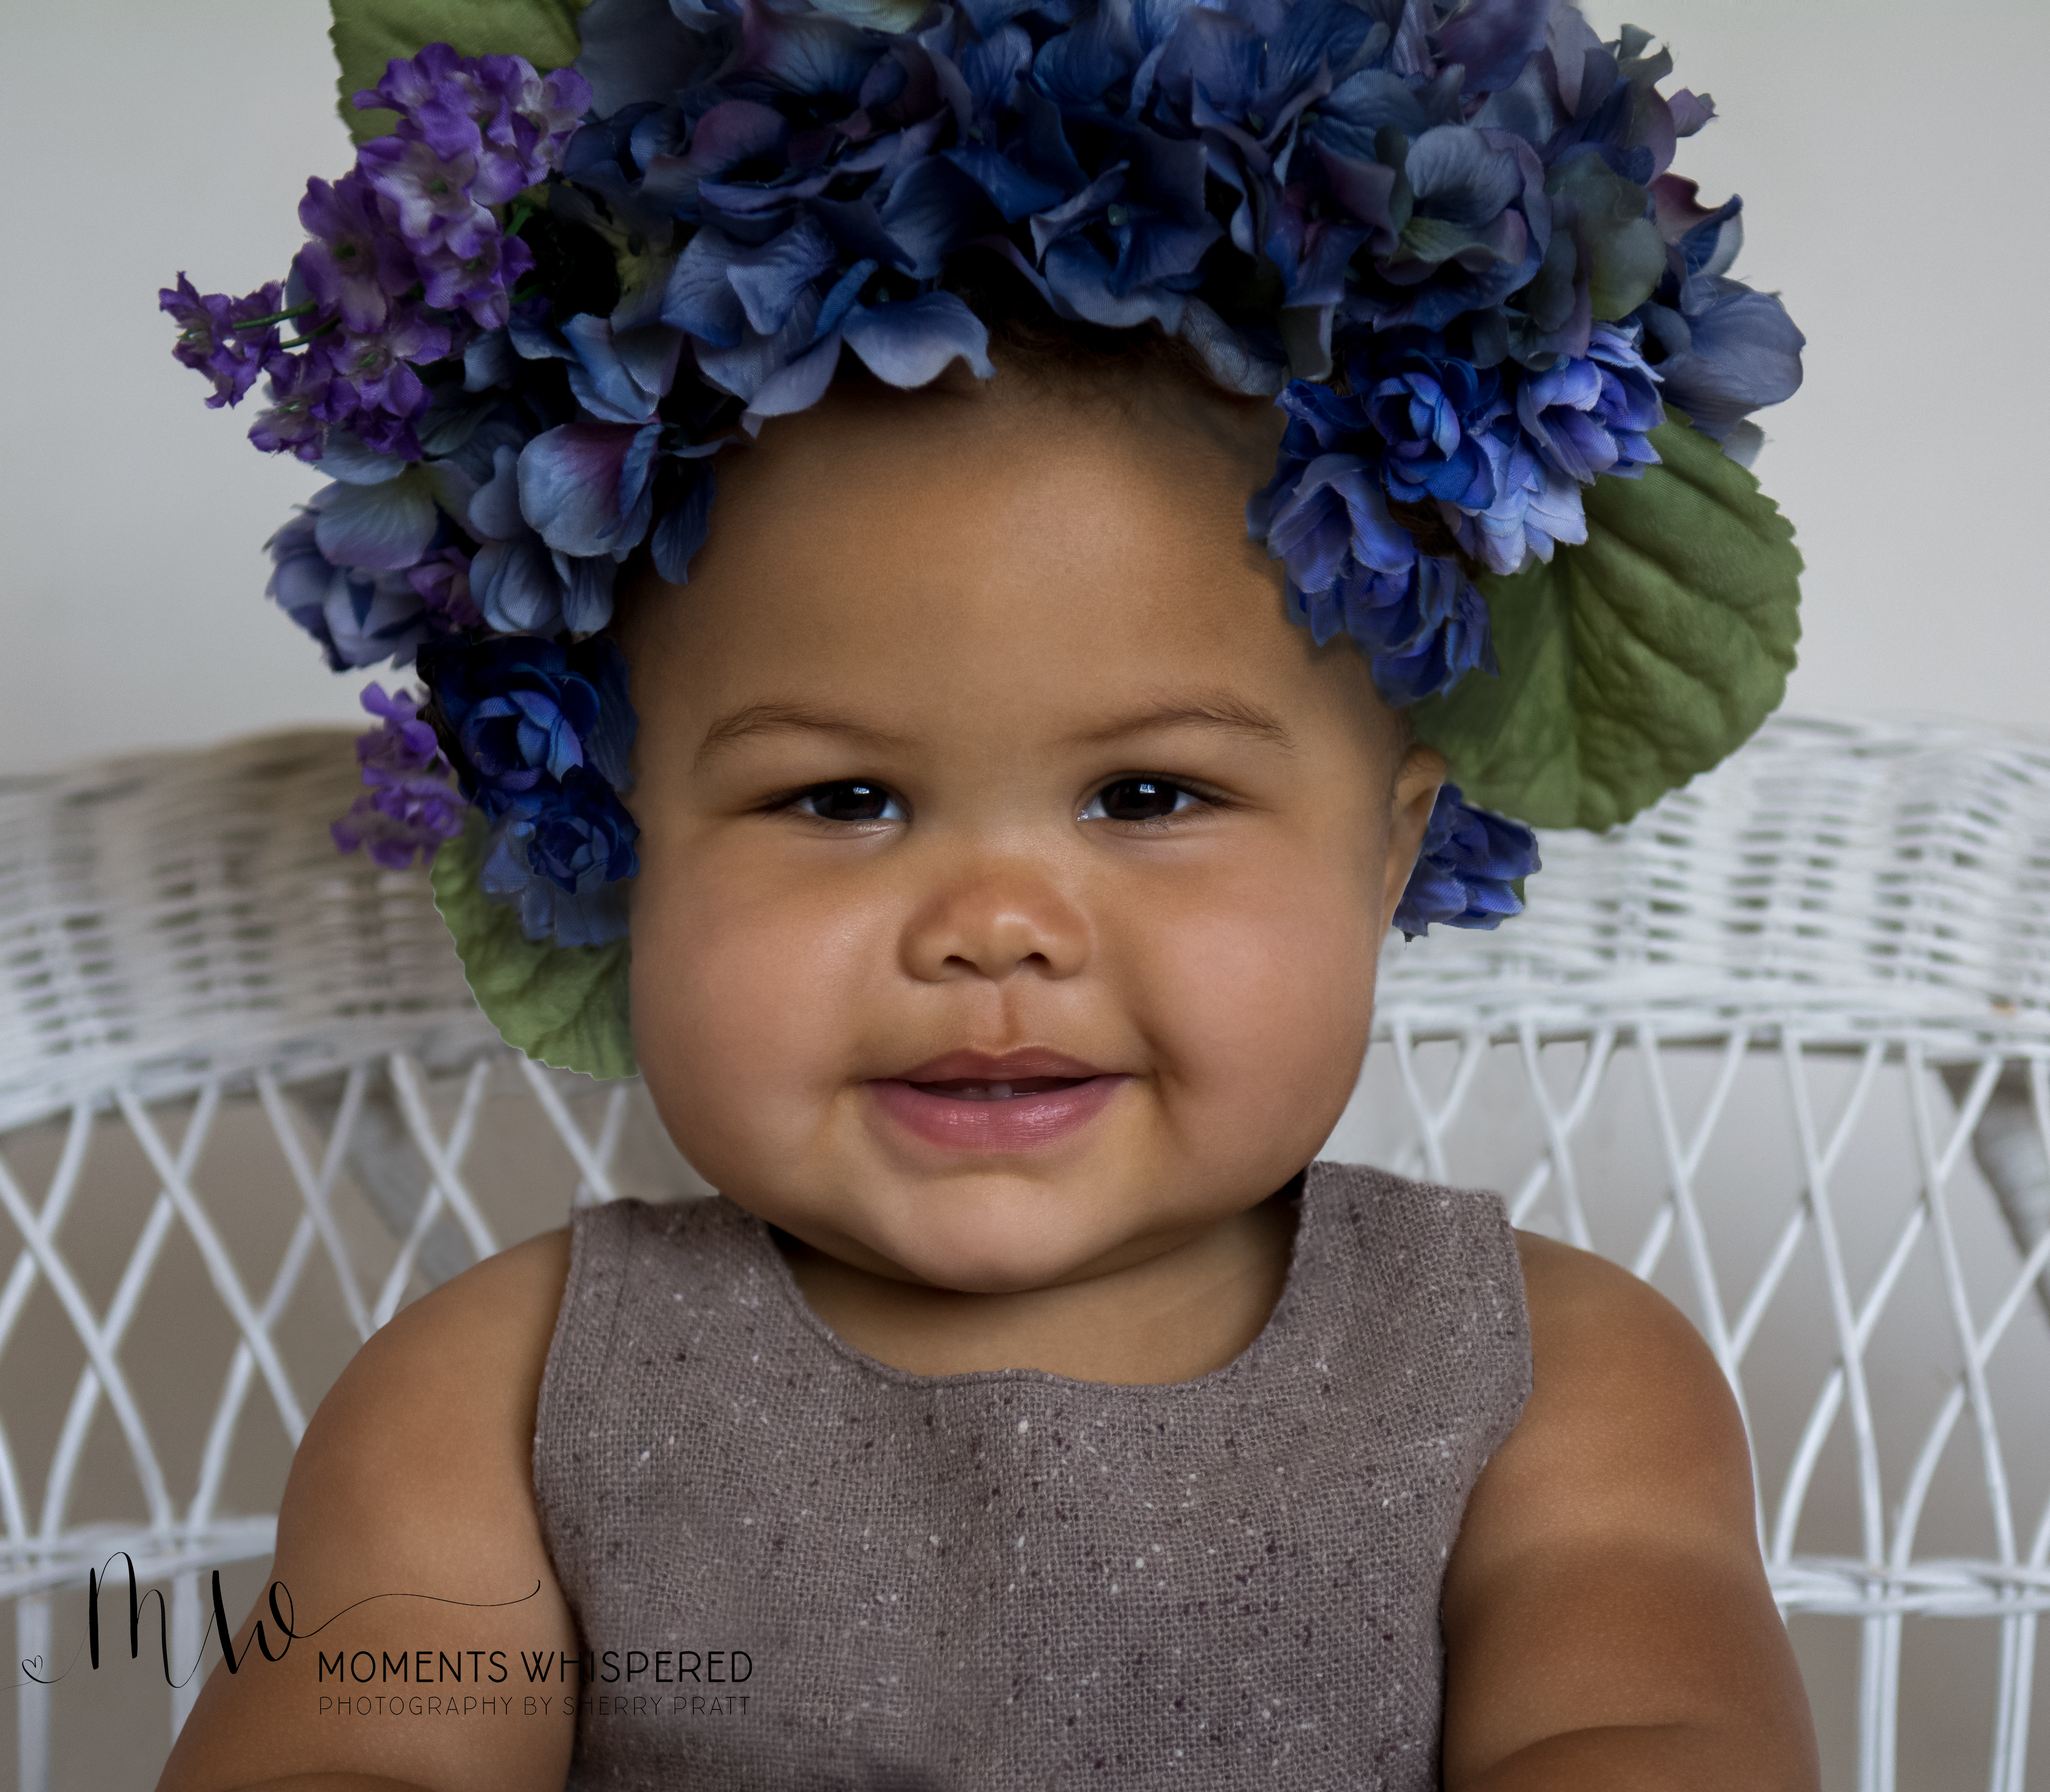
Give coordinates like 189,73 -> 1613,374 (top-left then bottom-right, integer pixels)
777,1188 -> 1300,1386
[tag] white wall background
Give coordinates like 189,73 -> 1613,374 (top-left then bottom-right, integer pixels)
1,0 -> 2044,769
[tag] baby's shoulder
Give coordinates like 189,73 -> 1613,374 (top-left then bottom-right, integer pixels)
156,1231 -> 581,1789
1508,1228 -> 1733,1443
1434,1231 -> 1817,1789
312,1225 -> 571,1468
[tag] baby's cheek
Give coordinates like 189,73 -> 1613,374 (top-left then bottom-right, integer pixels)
627,860 -> 879,1186
1117,858 -> 1380,1164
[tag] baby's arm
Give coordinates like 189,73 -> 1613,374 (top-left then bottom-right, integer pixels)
156,1232 -> 581,1792
1439,1234 -> 1820,1792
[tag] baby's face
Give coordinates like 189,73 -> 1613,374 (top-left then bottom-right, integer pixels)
620,366 -> 1440,1294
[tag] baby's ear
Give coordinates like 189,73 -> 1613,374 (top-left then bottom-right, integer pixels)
1383,742 -> 1446,928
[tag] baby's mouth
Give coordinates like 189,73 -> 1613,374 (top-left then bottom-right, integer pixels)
910,1076 -> 1091,1102
870,1050 -> 1124,1152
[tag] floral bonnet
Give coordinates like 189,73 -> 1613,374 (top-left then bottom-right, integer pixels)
166,0 -> 1805,1079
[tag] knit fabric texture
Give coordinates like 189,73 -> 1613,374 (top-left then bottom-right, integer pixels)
532,1160 -> 1531,1789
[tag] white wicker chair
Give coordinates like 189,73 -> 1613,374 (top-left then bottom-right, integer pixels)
3,715 -> 2046,1791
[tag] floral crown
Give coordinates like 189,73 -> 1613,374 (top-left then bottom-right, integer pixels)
167,0 -> 1803,1079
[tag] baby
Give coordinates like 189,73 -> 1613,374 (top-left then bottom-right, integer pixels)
159,348 -> 1813,1789
153,2 -> 1817,1783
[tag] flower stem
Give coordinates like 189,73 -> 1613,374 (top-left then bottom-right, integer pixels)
279,317 -> 342,349
233,300 -> 318,331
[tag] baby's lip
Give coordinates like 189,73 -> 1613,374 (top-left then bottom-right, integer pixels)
888,1047 -> 1108,1085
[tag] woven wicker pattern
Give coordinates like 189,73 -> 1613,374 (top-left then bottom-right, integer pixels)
2,715 -> 2047,1790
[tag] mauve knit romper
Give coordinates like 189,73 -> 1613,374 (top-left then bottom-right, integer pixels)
532,1160 -> 1531,1790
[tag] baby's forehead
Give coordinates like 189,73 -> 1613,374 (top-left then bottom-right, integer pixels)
615,381 -> 1304,708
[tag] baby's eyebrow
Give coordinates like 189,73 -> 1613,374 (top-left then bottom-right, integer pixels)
693,702 -> 913,765
1066,695 -> 1296,752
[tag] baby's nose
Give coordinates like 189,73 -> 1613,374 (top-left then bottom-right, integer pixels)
898,862 -> 1092,983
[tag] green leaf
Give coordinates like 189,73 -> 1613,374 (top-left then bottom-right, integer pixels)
1411,412 -> 1802,832
429,814 -> 637,1080
331,0 -> 593,143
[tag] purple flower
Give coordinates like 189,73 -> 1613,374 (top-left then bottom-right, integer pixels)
331,682 -> 467,869
414,225 -> 534,329
358,135 -> 495,258
1392,784 -> 1540,937
160,275 -> 284,408
297,171 -> 416,332
315,307 -> 453,456
355,678 -> 444,775
357,45 -> 591,208
247,352 -> 334,461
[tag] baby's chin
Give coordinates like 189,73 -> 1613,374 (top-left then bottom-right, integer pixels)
758,1164 -> 1200,1296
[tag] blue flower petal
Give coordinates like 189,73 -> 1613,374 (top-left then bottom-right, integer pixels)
1392,784 -> 1540,936
879,156 -> 988,279
557,551 -> 620,633
472,537 -> 565,634
733,0 -> 878,97
813,258 -> 879,344
840,293 -> 995,386
745,333 -> 845,418
1044,236 -> 1185,330
313,472 -> 440,570
942,144 -> 1066,224
468,445 -> 528,543
562,315 -> 683,424
727,217 -> 839,337
662,230 -> 750,348
650,463 -> 718,585
573,0 -> 709,114
1432,0 -> 1550,97
1404,124 -> 1525,231
517,421 -> 663,558
1652,283 -> 1805,438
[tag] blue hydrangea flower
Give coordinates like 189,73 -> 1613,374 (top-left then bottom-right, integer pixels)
478,775 -> 638,946
169,10 -> 1812,949
265,507 -> 444,669
1364,343 -> 1504,508
1393,783 -> 1540,936
466,444 -> 622,635
416,635 -> 635,819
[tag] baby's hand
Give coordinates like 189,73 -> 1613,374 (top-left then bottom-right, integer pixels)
154,1234 -> 580,1792
1439,1236 -> 1819,1791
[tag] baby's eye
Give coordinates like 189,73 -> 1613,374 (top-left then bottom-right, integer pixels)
1080,778 -> 1203,824
795,781 -> 905,824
